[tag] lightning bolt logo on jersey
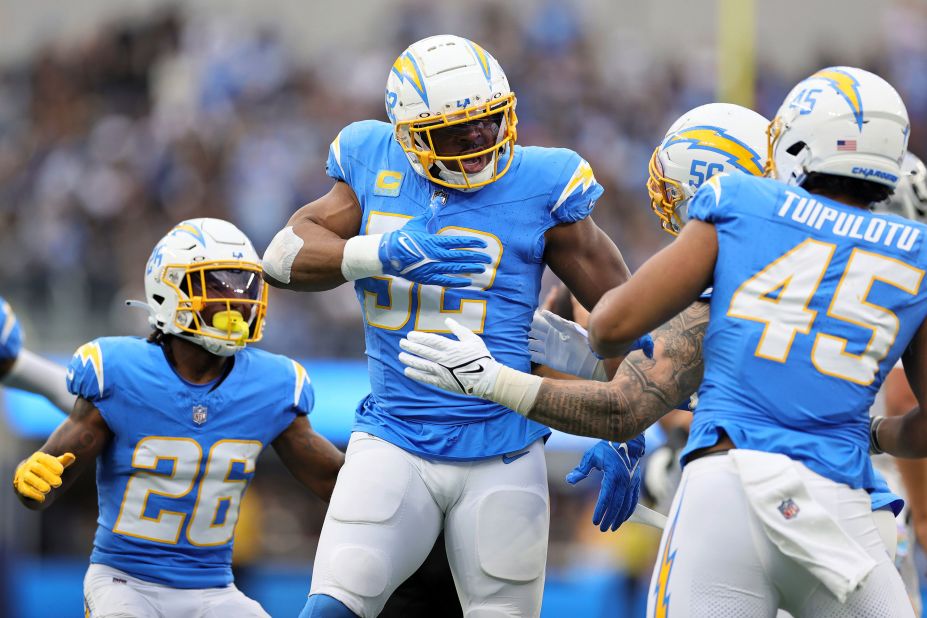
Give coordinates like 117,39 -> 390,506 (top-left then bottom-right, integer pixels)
66,337 -> 313,588
327,120 -> 602,460
681,173 -> 927,494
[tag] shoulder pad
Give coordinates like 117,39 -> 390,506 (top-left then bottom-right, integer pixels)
326,120 -> 394,185
0,297 -> 23,361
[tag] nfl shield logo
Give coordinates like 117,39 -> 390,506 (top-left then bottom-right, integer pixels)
192,405 -> 208,425
778,498 -> 800,520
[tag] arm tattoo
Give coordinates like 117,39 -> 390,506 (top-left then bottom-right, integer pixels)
527,301 -> 709,441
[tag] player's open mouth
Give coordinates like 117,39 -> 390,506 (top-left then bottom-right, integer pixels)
461,153 -> 492,174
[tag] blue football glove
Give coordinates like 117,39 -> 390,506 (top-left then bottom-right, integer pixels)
567,436 -> 645,532
0,296 -> 23,363
634,334 -> 654,359
378,229 -> 492,288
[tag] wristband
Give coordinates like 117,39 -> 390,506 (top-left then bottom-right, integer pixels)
487,366 -> 543,415
340,234 -> 385,281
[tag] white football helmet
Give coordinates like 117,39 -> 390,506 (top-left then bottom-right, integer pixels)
648,103 -> 768,235
137,218 -> 267,356
385,34 -> 517,191
768,66 -> 909,191
874,151 -> 927,222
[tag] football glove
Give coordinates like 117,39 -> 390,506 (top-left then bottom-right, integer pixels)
567,436 -> 645,532
13,451 -> 75,503
528,309 -> 654,380
379,228 -> 491,288
399,318 -> 501,398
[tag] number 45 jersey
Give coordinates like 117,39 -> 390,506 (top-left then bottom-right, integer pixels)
66,337 -> 313,588
327,120 -> 603,461
683,172 -> 927,493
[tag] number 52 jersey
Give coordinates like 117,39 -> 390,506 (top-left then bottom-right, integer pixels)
327,120 -> 603,461
67,337 -> 313,589
683,172 -> 927,493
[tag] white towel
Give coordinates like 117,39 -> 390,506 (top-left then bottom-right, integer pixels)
729,449 -> 877,603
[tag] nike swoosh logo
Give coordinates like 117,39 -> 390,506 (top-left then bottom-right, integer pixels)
458,364 -> 484,374
397,235 -> 422,258
66,368 -> 75,382
502,450 -> 530,464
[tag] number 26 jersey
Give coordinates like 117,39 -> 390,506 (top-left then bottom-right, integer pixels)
67,337 -> 313,588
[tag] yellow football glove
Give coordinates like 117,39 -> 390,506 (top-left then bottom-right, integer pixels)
12,452 -> 75,503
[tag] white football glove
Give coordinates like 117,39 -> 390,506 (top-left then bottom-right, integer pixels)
399,318 -> 501,398
400,318 -> 543,414
528,310 -> 607,381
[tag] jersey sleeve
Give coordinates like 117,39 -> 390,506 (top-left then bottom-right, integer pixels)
686,172 -> 741,224
325,127 -> 351,184
0,297 -> 23,362
549,152 -> 604,224
66,340 -> 109,403
290,360 -> 314,416
325,120 -> 383,189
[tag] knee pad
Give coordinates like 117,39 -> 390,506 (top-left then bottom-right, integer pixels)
329,544 -> 390,598
476,489 -> 548,582
300,594 -> 359,618
328,446 -> 411,524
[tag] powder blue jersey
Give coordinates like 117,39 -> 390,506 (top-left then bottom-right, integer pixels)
327,120 -> 603,460
683,172 -> 927,495
66,337 -> 313,588
0,296 -> 23,361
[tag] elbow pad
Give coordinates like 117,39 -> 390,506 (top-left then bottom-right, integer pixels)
262,226 -> 305,285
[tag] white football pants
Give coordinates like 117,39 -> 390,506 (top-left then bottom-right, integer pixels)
83,563 -> 268,618
647,452 -> 914,617
309,432 -> 549,618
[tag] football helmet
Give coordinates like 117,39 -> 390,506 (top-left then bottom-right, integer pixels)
138,218 -> 267,356
648,103 -> 768,235
874,151 -> 927,222
385,34 -> 517,191
767,66 -> 909,191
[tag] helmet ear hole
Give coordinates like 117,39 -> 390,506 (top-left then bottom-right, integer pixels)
786,141 -> 806,156
152,294 -> 165,305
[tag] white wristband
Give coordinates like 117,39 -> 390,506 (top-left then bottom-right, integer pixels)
341,234 -> 385,281
487,365 -> 543,415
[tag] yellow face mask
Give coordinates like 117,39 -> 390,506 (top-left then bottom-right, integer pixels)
765,117 -> 785,179
394,94 -> 518,190
647,147 -> 687,236
159,260 -> 268,346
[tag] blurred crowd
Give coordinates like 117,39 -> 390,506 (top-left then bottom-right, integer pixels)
1,1 -> 926,358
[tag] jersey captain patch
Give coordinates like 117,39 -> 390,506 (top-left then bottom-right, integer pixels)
374,170 -> 404,197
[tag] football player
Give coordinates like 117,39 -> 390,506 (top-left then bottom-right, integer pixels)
262,34 -> 646,617
404,68 -> 924,615
11,218 -> 344,618
0,296 -> 75,414
584,67 -> 921,615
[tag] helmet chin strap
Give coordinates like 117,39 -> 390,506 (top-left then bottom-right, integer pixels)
126,298 -> 243,357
